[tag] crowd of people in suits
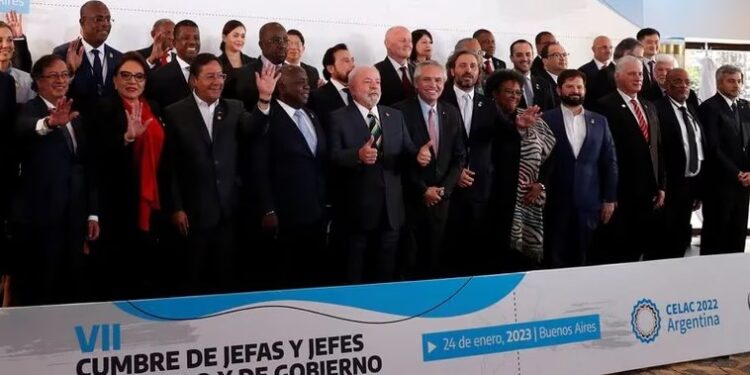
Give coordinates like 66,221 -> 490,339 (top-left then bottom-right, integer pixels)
0,0 -> 747,307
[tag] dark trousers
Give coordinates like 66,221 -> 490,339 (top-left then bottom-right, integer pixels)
443,194 -> 491,277
278,220 -> 327,289
701,183 -> 750,255
184,220 -> 236,296
544,208 -> 599,268
345,207 -> 400,284
404,199 -> 451,280
647,176 -> 699,260
593,199 -> 658,264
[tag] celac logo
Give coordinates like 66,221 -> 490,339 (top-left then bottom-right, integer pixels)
631,299 -> 661,343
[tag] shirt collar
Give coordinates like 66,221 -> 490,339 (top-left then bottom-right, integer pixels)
617,88 -> 638,102
175,55 -> 191,72
668,96 -> 687,108
453,85 -> 474,101
80,37 -> 104,53
192,91 -> 219,109
594,59 -> 609,69
546,70 -> 559,83
330,79 -> 347,92
354,100 -> 378,120
561,104 -> 584,117
418,96 -> 437,115
719,92 -> 737,108
276,99 -> 301,120
388,55 -> 409,73
261,55 -> 282,68
284,60 -> 301,67
40,96 -> 56,110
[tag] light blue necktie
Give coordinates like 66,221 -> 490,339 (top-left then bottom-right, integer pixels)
293,109 -> 317,154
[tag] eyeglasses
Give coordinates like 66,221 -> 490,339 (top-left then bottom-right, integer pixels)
201,73 -> 227,81
669,79 -> 692,86
266,37 -> 289,46
548,52 -> 570,59
118,71 -> 146,82
41,71 -> 71,80
83,16 -> 114,24
502,89 -> 524,97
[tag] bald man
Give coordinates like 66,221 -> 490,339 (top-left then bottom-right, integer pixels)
374,26 -> 415,106
579,36 -> 613,84
230,22 -> 288,111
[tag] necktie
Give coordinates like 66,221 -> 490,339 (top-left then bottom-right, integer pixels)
484,59 -> 494,74
427,108 -> 439,156
462,93 -> 472,136
342,87 -> 352,106
732,102 -> 745,147
91,49 -> 104,95
630,99 -> 650,142
648,61 -> 655,78
523,77 -> 534,108
678,106 -> 699,174
367,112 -> 382,151
400,66 -> 413,97
293,109 -> 317,154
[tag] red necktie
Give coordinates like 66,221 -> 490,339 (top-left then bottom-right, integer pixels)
631,99 -> 650,142
400,66 -> 413,97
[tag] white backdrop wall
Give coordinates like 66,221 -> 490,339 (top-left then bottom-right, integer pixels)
22,0 -> 639,74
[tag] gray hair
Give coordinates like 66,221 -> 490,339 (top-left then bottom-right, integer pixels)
454,38 -> 479,53
716,64 -> 743,81
414,60 -> 447,81
347,65 -> 378,84
615,55 -> 643,73
654,53 -> 677,68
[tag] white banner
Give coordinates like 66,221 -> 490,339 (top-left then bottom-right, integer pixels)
1,254 -> 749,375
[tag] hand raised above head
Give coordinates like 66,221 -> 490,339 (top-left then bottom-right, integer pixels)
255,64 -> 282,100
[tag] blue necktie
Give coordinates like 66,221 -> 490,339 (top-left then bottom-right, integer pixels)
294,109 -> 317,154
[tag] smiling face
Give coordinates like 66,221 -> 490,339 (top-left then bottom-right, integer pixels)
36,59 -> 71,102
278,65 -> 310,108
286,34 -> 305,64
79,2 -> 112,47
415,64 -> 445,105
174,25 -> 200,63
414,34 -> 433,61
511,41 -> 534,74
114,60 -> 146,101
385,26 -> 412,62
223,26 -> 246,54
493,80 -> 522,114
190,60 -> 224,103
0,26 -> 13,65
451,52 -> 479,90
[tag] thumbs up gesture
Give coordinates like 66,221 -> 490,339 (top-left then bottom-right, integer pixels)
417,140 -> 433,167
358,136 -> 378,164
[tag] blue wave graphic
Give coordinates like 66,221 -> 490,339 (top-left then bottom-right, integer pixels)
114,273 -> 525,321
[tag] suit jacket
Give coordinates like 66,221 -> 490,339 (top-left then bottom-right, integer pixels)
308,80 -> 348,128
394,97 -> 466,203
655,96 -> 706,197
328,104 -> 417,230
642,61 -> 656,97
253,101 -> 328,227
12,96 -> 94,226
578,59 -> 600,85
0,72 -> 17,218
538,70 -> 561,107
489,56 -> 507,71
542,107 -> 618,215
218,52 -> 255,82
374,57 -> 415,106
531,56 -> 545,76
230,58 -> 265,111
644,84 -> 701,108
519,73 -> 556,111
146,59 -> 192,109
53,42 -> 122,113
162,96 -> 269,228
440,87 -> 497,202
584,63 -> 615,112
598,92 -> 664,204
698,93 -> 750,188
12,36 -> 32,73
300,62 -> 321,88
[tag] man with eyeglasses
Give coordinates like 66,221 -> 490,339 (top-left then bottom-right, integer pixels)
53,1 -> 122,115
146,19 -> 201,109
652,68 -> 705,260
161,53 -> 279,295
231,22 -> 288,112
538,42 -> 569,107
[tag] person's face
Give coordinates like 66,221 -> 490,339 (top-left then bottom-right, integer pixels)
544,44 -> 568,73
511,42 -> 533,74
278,67 -> 310,108
477,32 -> 496,57
114,60 -> 146,101
386,27 -> 412,61
642,34 -> 660,58
592,36 -> 613,62
223,26 -> 246,53
451,53 -> 479,90
286,34 -> 304,63
259,25 -> 288,65
415,65 -> 445,104
36,60 -> 70,102
536,34 -> 556,56
350,67 -> 381,108
0,27 -> 13,63
174,26 -> 200,63
654,61 -> 673,86
558,76 -> 586,107
615,61 -> 643,96
153,21 -> 175,50
718,72 -> 743,100
328,49 -> 355,83
665,69 -> 690,103
494,80 -> 522,114
190,60 -> 225,103
79,3 -> 112,46
630,45 -> 644,59
415,35 -> 433,60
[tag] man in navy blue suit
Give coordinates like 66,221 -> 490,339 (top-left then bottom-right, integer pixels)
542,69 -> 618,267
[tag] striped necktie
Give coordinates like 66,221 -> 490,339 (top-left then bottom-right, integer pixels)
368,112 -> 382,151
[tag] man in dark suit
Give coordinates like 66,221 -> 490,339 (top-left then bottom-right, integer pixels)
231,22 -> 288,111
162,53 -> 276,295
328,65 -> 420,283
585,37 -> 641,114
395,61 -> 465,279
0,71 -> 15,284
474,29 -> 507,73
637,28 -> 661,98
374,26 -> 415,106
135,18 -> 175,69
11,55 -> 99,305
543,70 -> 618,267
653,68 -> 705,259
509,39 -> 555,110
596,55 -> 665,264
252,65 -> 328,288
538,42 -> 569,106
579,36 -> 613,86
532,31 -> 556,76
440,49 -> 498,276
698,65 -> 750,255
308,43 -> 354,125
53,1 -> 122,114
146,19 -> 200,109
286,29 -> 321,89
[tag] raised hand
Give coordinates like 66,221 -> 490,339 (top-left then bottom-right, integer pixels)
47,97 -> 79,127
255,63 -> 281,102
148,31 -> 170,64
66,37 -> 84,73
358,136 -> 378,165
416,140 -> 433,167
516,105 -> 541,129
5,11 -> 23,38
124,102 -> 154,141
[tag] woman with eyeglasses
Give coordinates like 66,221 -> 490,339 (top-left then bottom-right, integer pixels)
485,69 -> 555,271
0,20 -> 34,103
88,51 -> 166,300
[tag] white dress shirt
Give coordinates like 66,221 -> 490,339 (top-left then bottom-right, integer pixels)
175,55 -> 191,83
355,101 -> 379,126
453,85 -> 474,136
594,59 -> 609,70
545,70 -> 559,85
668,97 -> 704,177
193,91 -> 219,139
617,89 -> 647,124
331,78 -> 350,106
388,56 -> 411,83
561,105 -> 587,157
719,92 -> 738,110
80,38 -> 107,80
277,99 -> 318,149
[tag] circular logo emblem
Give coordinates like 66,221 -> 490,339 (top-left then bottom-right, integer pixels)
631,299 -> 661,344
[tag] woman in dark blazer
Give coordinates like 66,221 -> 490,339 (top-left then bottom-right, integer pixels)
217,20 -> 254,80
89,52 -> 167,300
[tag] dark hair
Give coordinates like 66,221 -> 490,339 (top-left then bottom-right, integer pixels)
613,37 -> 642,60
174,19 -> 199,39
557,69 -> 586,87
410,29 -> 433,62
31,54 -> 66,91
484,69 -> 525,95
540,42 -> 560,59
321,43 -> 348,80
220,20 -> 245,52
636,27 -> 661,41
535,31 -> 553,45
189,53 -> 222,77
0,21 -> 10,33
472,29 -> 491,39
114,51 -> 149,77
446,49 -> 481,71
79,0 -> 105,17
287,29 -> 305,45
509,39 -> 533,56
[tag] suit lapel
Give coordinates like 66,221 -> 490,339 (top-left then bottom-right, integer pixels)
437,103 -> 449,164
552,108 -> 576,160
187,98 -> 213,147
306,108 -> 324,156
579,110 -> 599,159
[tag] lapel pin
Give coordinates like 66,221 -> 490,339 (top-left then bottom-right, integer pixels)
385,112 -> 390,117
535,83 -> 540,90
478,101 -> 483,108
108,52 -> 113,59
621,104 -> 626,108
310,113 -> 315,119
217,115 -> 223,121
590,119 -> 595,124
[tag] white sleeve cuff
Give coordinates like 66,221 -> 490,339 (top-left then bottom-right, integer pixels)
35,118 -> 53,135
